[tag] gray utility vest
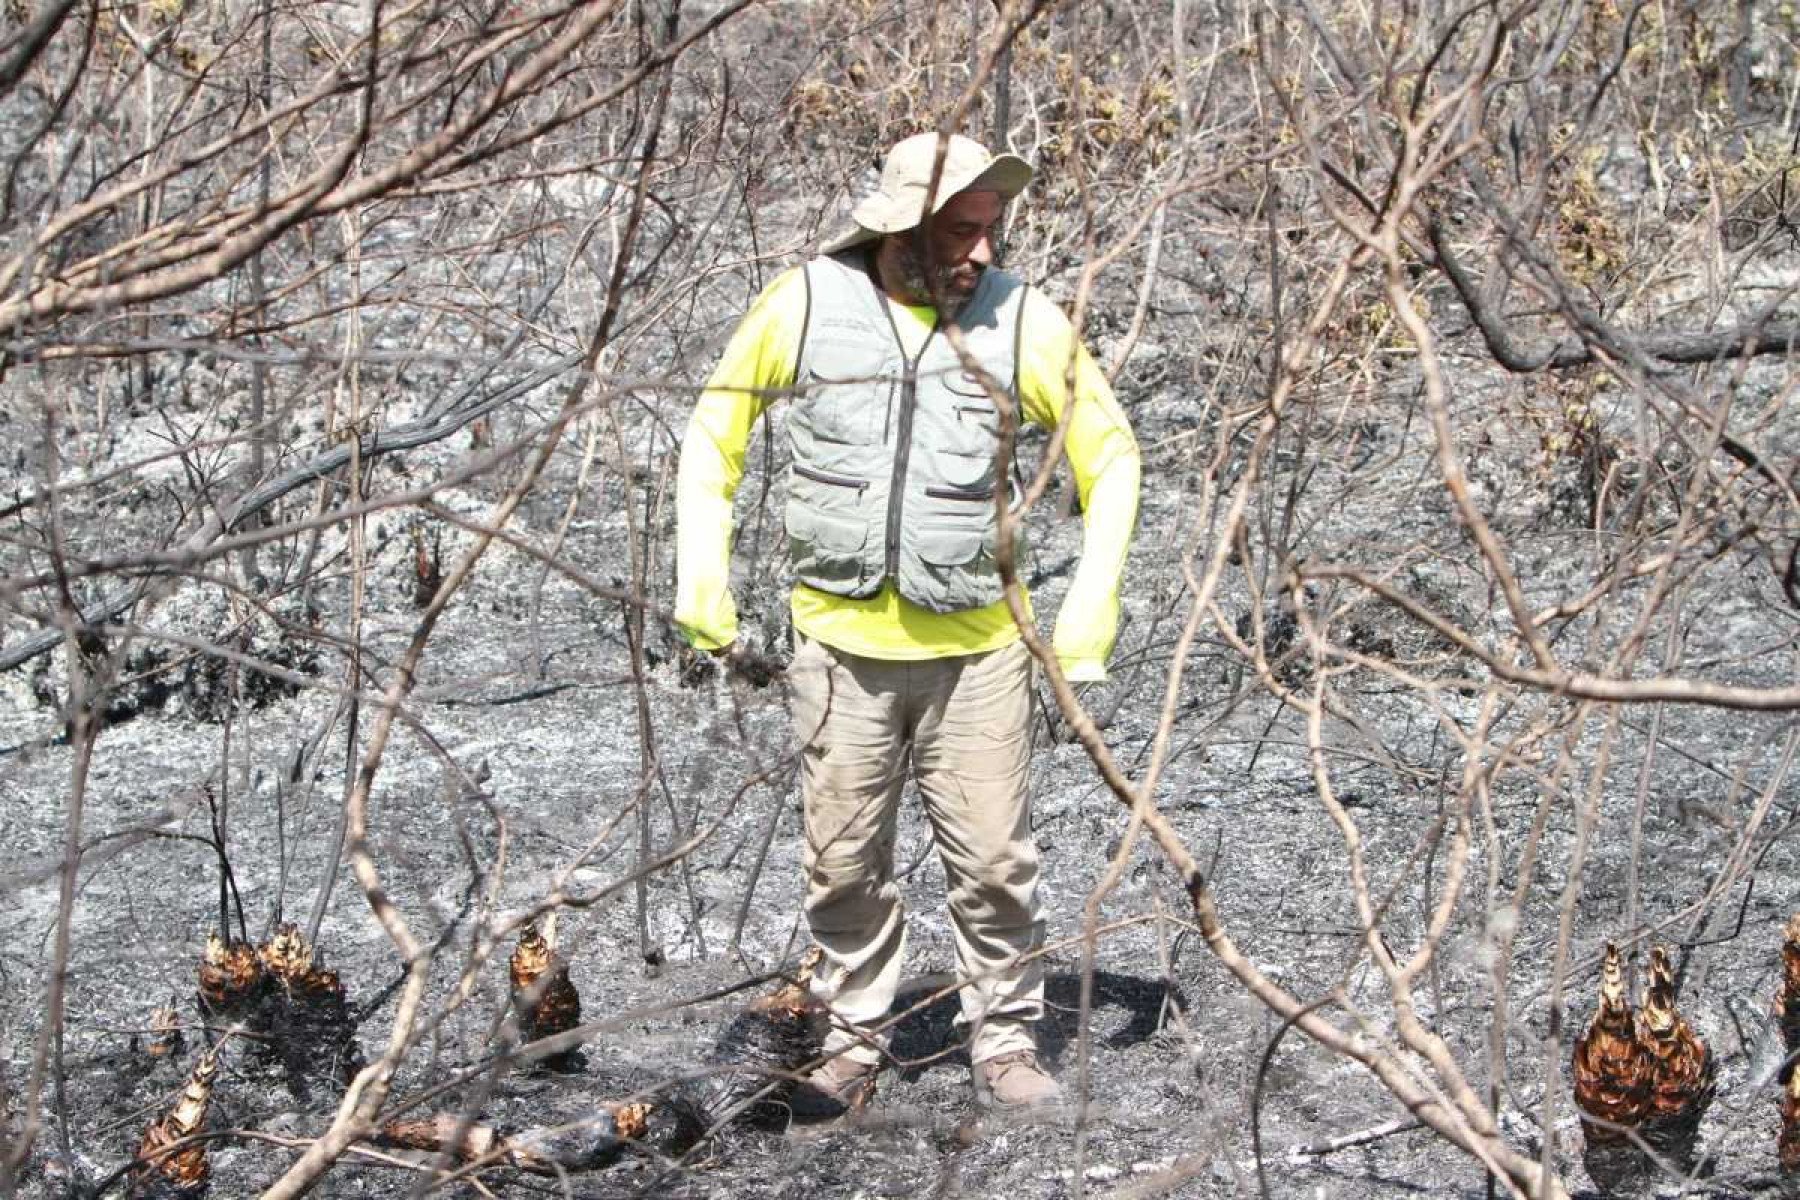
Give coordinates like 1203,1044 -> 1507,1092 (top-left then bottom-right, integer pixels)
787,251 -> 1028,613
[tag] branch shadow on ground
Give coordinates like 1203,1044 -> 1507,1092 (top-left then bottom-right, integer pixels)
888,969 -> 1185,1081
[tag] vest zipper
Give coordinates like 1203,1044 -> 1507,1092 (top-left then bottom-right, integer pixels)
792,462 -> 869,491
876,285 -> 937,582
924,484 -> 996,501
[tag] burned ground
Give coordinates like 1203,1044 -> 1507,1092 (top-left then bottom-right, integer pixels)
3,3 -> 1800,1198
3,344 -> 1797,1199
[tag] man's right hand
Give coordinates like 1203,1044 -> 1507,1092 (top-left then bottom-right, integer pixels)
678,640 -> 782,688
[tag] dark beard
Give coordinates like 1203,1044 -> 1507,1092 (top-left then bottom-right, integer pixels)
894,234 -> 979,317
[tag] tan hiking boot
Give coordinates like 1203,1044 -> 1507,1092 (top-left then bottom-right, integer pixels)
975,1050 -> 1062,1108
790,1054 -> 877,1118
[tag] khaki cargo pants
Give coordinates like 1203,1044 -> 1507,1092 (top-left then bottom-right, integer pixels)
788,633 -> 1044,1067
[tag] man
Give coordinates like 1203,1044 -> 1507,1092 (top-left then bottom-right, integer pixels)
674,132 -> 1139,1111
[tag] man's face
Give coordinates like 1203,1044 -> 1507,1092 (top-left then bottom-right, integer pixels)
889,189 -> 1004,314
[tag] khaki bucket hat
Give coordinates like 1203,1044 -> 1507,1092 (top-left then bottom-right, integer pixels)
821,132 -> 1033,254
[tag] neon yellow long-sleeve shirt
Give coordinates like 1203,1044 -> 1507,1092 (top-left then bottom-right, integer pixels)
674,263 -> 1139,681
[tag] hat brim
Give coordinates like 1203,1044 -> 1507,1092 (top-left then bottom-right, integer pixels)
820,152 -> 1033,255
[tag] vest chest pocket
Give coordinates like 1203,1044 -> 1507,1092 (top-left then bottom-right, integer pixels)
799,346 -> 890,445
918,443 -> 1000,496
936,371 -> 1005,456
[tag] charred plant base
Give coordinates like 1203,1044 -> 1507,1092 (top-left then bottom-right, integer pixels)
252,987 -> 364,1102
680,990 -> 823,1130
1580,1132 -> 1708,1198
